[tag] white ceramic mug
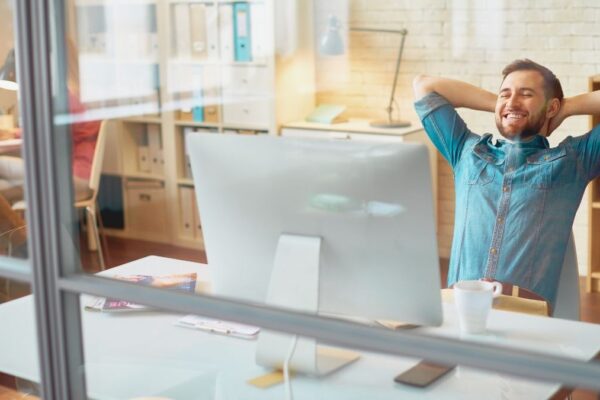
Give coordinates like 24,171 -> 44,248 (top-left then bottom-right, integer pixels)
454,280 -> 502,334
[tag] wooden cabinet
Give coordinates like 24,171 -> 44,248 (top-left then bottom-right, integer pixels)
587,75 -> 600,292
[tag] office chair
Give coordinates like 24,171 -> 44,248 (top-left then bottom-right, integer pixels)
12,120 -> 109,270
74,119 -> 109,270
552,233 -> 580,320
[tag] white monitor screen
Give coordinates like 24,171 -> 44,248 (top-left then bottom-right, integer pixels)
188,134 -> 442,327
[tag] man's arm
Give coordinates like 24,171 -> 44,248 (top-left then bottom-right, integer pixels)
548,91 -> 600,134
412,75 -> 496,112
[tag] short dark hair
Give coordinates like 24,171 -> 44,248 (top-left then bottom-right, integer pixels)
502,59 -> 564,101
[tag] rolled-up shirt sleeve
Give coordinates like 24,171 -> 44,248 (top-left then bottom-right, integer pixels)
414,92 -> 477,169
572,124 -> 600,181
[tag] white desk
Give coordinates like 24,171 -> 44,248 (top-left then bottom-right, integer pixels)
0,139 -> 21,155
1,256 -> 600,399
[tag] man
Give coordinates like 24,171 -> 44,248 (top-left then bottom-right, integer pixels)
412,59 -> 600,310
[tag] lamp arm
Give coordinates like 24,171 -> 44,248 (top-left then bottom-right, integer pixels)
386,31 -> 407,122
349,28 -> 408,122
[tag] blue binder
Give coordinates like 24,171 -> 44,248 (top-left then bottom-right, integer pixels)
233,2 -> 252,62
192,90 -> 204,122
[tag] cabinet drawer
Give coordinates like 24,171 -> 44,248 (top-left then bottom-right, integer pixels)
222,100 -> 271,127
125,180 -> 168,239
221,65 -> 270,96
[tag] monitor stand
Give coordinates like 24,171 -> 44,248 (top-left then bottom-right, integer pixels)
255,234 -> 360,376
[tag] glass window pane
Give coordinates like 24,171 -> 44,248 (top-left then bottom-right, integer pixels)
0,0 -> 28,268
75,293 -> 600,399
0,281 -> 39,398
45,0 -> 600,394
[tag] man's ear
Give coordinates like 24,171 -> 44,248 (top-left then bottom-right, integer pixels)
546,98 -> 561,118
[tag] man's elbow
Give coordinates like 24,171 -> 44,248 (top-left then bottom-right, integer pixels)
413,74 -> 434,100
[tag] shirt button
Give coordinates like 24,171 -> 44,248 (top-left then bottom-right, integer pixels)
503,186 -> 509,192
490,248 -> 497,254
544,155 -> 549,161
497,217 -> 502,223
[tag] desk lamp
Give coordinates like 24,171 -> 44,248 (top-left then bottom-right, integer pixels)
0,49 -> 18,91
319,16 -> 411,128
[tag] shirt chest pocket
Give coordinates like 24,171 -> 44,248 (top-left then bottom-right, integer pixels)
468,159 -> 496,185
525,148 -> 573,190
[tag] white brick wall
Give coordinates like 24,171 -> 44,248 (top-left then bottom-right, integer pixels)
315,0 -> 600,274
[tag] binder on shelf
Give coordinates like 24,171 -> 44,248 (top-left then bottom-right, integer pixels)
191,67 -> 204,122
219,4 -> 234,62
137,126 -> 151,173
183,127 -> 194,179
233,2 -> 252,62
205,3 -> 219,60
173,3 -> 191,59
192,191 -> 202,238
179,187 -> 195,238
149,4 -> 159,59
189,3 -> 208,60
250,2 -> 267,62
138,146 -> 151,173
147,124 -> 164,176
192,106 -> 204,122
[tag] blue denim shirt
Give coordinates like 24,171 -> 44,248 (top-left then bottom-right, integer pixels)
415,92 -> 600,307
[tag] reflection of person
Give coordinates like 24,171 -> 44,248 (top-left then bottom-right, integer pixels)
0,37 -> 101,204
413,59 -> 600,309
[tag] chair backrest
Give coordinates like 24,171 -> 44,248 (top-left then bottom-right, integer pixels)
88,120 -> 108,197
552,232 -> 581,320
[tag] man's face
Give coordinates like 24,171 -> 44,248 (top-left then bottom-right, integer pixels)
495,70 -> 550,140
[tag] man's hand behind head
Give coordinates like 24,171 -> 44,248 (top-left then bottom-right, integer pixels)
546,99 -> 568,137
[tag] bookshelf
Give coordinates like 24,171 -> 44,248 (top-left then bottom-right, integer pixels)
74,0 -> 315,249
587,75 -> 600,292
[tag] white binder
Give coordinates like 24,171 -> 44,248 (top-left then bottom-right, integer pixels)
179,186 -> 195,238
250,3 -> 267,62
190,3 -> 208,60
192,190 -> 202,238
147,124 -> 163,176
173,3 -> 191,59
205,3 -> 219,60
218,4 -> 234,62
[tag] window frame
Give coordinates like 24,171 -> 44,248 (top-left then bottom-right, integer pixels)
0,0 -> 598,398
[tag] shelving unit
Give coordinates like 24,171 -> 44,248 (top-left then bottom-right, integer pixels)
587,74 -> 600,292
74,0 -> 315,249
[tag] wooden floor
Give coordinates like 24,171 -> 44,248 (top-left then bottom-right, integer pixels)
3,235 -> 600,399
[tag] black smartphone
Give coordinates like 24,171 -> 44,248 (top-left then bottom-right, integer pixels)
394,361 -> 455,388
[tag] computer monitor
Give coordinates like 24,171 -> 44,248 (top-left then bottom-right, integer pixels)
187,133 -> 442,375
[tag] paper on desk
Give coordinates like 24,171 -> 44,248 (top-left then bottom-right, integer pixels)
175,315 -> 260,339
85,297 -> 106,311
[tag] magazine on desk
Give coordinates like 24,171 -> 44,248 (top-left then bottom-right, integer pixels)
85,273 -> 198,312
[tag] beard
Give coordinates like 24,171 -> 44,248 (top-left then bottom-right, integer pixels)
495,108 -> 547,140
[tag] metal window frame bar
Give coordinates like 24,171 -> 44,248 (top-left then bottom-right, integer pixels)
4,0 -> 600,398
62,273 -> 600,391
14,0 -> 87,399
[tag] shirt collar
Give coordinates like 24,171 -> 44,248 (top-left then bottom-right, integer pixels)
496,135 -> 549,149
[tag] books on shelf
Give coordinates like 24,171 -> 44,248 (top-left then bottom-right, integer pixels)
171,1 -> 265,63
147,124 -> 164,175
86,273 -> 198,312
